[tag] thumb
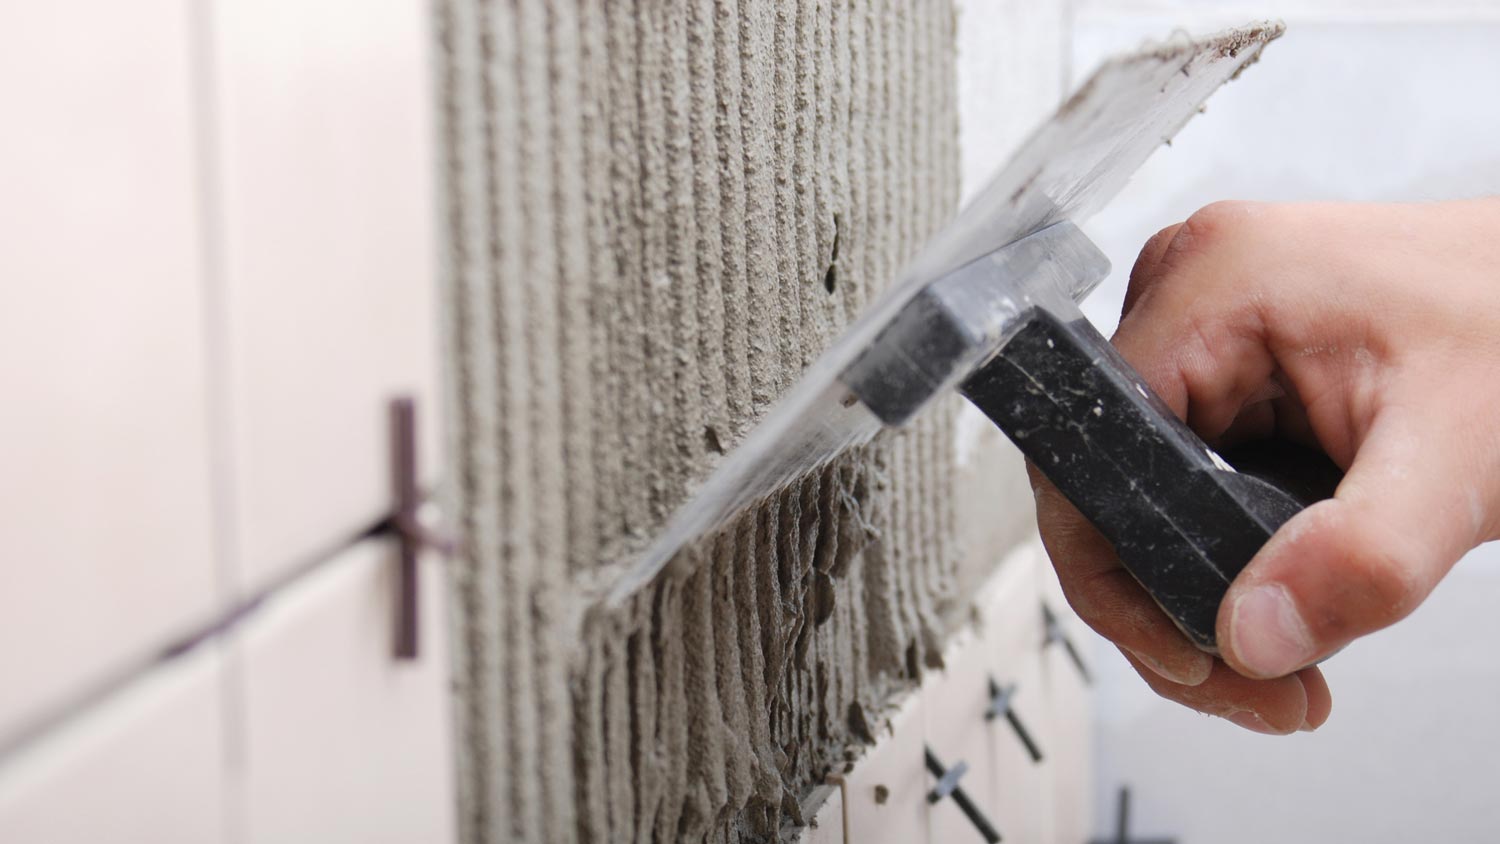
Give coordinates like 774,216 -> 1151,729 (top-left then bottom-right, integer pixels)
1217,403 -> 1485,679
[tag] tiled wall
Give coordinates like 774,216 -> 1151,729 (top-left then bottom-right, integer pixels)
0,2 -> 1100,843
865,544 -> 1095,844
787,543 -> 1095,844
0,2 -> 457,841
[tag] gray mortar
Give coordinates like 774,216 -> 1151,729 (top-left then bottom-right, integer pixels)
434,1 -> 1007,841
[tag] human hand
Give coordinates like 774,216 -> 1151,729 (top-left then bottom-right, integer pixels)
1032,199 -> 1500,733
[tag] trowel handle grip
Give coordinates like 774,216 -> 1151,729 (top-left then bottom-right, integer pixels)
960,308 -> 1342,653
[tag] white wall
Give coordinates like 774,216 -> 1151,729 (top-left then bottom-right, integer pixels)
956,0 -> 1071,201
1071,5 -> 1500,843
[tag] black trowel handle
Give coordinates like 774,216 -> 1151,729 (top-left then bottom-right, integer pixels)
960,308 -> 1342,653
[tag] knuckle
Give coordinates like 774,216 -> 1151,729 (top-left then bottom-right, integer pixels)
1137,225 -> 1181,269
1320,525 -> 1426,637
1124,202 -> 1269,317
1062,569 -> 1115,624
1172,205 -> 1226,254
1124,224 -> 1185,309
1159,683 -> 1223,715
1062,590 -> 1108,635
1063,569 -> 1155,646
1127,657 -> 1216,712
1049,577 -> 1116,644
1173,200 -> 1263,259
1349,539 -> 1425,622
1187,198 -> 1256,230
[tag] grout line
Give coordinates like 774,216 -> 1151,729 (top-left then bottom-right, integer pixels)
180,0 -> 245,840
185,0 -> 234,645
0,514 -> 394,770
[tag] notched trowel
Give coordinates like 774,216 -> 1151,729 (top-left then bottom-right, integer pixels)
607,22 -> 1342,654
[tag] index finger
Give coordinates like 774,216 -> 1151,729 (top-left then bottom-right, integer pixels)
1028,461 -> 1213,686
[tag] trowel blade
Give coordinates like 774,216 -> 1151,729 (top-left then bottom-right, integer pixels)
605,22 -> 1284,605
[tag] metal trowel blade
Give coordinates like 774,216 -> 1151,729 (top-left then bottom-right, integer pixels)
604,22 -> 1285,605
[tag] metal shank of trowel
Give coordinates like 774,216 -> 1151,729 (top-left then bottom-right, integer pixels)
839,221 -> 1339,653
839,222 -> 1109,428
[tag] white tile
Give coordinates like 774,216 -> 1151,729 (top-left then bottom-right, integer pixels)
211,0 -> 441,585
0,649 -> 227,844
844,693 -> 930,844
0,1 -> 219,736
973,550 -> 1052,844
1036,551 -> 1094,844
235,540 -> 455,844
922,631 -> 1001,844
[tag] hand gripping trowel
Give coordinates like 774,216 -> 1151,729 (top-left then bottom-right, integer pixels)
606,22 -> 1341,654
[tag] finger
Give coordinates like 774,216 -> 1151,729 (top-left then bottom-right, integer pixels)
1122,222 -> 1185,318
1215,397 -> 1276,448
1030,464 -> 1213,686
1112,204 -> 1284,439
1117,648 -> 1312,735
1218,400 -> 1482,678
1264,383 -> 1321,450
1216,378 -> 1317,450
1298,665 -> 1333,731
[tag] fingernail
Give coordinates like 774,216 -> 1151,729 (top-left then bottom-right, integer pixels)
1299,719 -> 1317,733
1125,646 -> 1211,687
1226,711 -> 1279,735
1229,584 -> 1315,678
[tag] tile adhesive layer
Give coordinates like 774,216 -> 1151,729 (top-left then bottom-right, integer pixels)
434,0 -> 1283,839
435,1 -> 1018,841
